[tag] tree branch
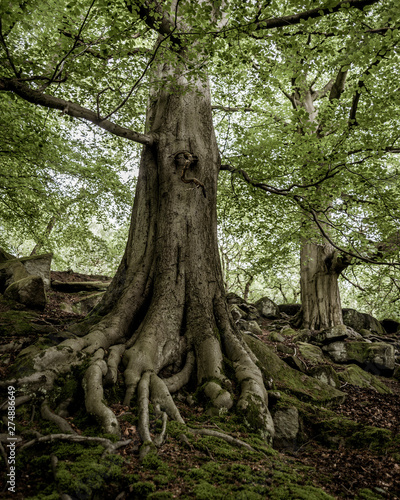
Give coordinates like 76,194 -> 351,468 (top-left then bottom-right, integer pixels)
0,78 -> 153,145
253,0 -> 380,32
329,68 -> 348,100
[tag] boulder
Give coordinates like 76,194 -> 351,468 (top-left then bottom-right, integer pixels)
308,365 -> 340,388
272,407 -> 299,450
229,304 -> 246,322
226,292 -> 244,305
0,260 -> 29,293
246,320 -> 263,336
278,304 -> 301,316
338,365 -> 392,394
238,303 -> 260,320
297,342 -> 326,366
284,355 -> 306,373
269,331 -> 285,342
255,297 -> 280,319
312,324 -> 363,344
4,275 -> 47,310
342,308 -> 386,335
19,253 -> 52,288
323,341 -> 395,375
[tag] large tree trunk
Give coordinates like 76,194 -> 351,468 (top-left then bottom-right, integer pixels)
5,65 -> 274,448
300,241 -> 349,330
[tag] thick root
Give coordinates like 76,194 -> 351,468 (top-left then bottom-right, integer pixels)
82,349 -> 120,436
163,351 -> 195,393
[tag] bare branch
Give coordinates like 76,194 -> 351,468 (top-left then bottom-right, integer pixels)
329,68 -> 348,100
0,78 -> 153,145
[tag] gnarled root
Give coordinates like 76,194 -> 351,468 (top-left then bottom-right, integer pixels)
82,349 -> 120,436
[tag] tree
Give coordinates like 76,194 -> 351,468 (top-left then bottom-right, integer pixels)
0,0 -> 387,449
216,3 -> 400,329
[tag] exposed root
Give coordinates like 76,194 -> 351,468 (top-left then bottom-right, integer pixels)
153,411 -> 168,447
150,374 -> 184,423
188,427 -> 256,452
0,395 -> 31,410
20,433 -> 131,453
163,351 -> 195,393
41,400 -> 76,434
82,349 -> 120,436
105,344 -> 126,385
137,371 -> 152,443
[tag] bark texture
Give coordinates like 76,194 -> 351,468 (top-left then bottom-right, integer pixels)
300,241 -> 349,330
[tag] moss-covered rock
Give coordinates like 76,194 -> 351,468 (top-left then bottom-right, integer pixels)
308,365 -> 340,388
323,341 -> 395,375
298,342 -> 326,366
244,334 -> 346,405
4,275 -> 47,310
337,365 -> 392,393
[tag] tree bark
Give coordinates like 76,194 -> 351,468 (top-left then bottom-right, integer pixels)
300,241 -> 349,329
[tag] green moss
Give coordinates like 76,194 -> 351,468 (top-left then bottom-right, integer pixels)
194,481 -> 225,499
269,483 -> 335,499
356,488 -> 385,499
0,308 -> 38,336
130,481 -> 156,497
338,365 -> 391,394
148,492 -> 174,499
244,334 -> 345,406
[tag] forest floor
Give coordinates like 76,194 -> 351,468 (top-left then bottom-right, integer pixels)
0,272 -> 399,499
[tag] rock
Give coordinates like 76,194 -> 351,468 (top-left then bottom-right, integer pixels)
269,331 -> 285,342
284,355 -> 306,373
297,342 -> 326,366
313,324 -> 363,344
293,329 -> 312,342
19,253 -> 52,288
244,334 -> 346,405
255,297 -> 280,319
323,341 -> 395,375
278,304 -> 301,316
273,407 -> 299,450
246,320 -> 263,336
0,260 -> 29,293
229,304 -> 246,322
239,303 -> 260,320
72,292 -> 104,315
338,364 -> 392,393
280,327 -> 297,336
277,344 -> 295,355
308,365 -> 340,388
380,318 -> 400,334
343,308 -> 386,335
4,275 -> 47,310
226,292 -> 244,305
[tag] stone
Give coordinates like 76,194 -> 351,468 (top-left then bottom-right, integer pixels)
313,324 -> 363,344
72,292 -> 104,315
226,292 -> 244,305
0,247 -> 15,263
297,342 -> 326,366
229,304 -> 246,322
338,364 -> 392,393
308,365 -> 340,388
280,327 -> 297,336
20,253 -> 52,288
277,344 -> 295,355
269,331 -> 285,342
284,355 -> 306,373
323,341 -> 395,375
273,407 -> 299,450
255,296 -> 280,319
244,334 -> 346,405
0,260 -> 29,293
246,320 -> 262,336
239,303 -> 260,320
342,308 -> 386,335
278,304 -> 301,316
4,275 -> 47,310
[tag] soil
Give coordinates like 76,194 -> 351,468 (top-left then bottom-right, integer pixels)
0,274 -> 399,499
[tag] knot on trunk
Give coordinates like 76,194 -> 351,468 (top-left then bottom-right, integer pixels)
173,150 -> 206,198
